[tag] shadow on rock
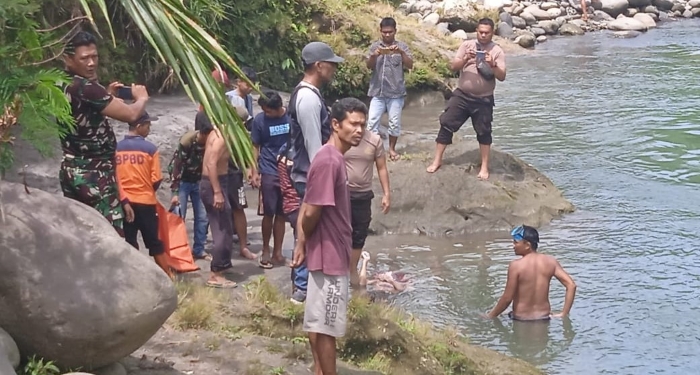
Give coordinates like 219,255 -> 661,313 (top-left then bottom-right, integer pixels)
370,140 -> 575,236
0,182 -> 178,371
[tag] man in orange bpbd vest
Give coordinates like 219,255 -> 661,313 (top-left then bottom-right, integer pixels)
116,112 -> 173,278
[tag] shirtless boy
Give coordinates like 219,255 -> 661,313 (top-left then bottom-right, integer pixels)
487,225 -> 577,320
201,118 -> 237,288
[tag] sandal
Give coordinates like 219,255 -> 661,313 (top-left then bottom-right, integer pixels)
258,254 -> 274,269
206,279 -> 237,289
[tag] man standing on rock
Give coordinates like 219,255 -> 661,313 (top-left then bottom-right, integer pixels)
169,114 -> 214,260
366,17 -> 413,161
344,122 -> 391,286
287,41 -> 344,304
426,18 -> 506,180
291,98 -> 366,375
486,225 -> 577,320
59,31 -> 149,236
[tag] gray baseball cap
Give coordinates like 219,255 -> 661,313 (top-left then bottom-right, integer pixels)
301,42 -> 345,65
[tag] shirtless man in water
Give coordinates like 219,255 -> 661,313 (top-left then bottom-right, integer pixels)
201,115 -> 238,288
487,225 -> 577,320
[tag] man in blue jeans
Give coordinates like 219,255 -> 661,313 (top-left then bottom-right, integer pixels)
168,111 -> 215,260
365,17 -> 413,161
287,41 -> 344,304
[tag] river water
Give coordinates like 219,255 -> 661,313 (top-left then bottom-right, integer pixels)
366,19 -> 700,374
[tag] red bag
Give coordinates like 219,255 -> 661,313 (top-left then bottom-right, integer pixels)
156,202 -> 200,273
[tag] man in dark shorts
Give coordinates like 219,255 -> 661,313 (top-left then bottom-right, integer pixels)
344,126 -> 391,286
426,18 -> 506,180
59,31 -> 150,236
290,98 -> 366,375
251,91 -> 290,268
486,225 -> 577,320
115,112 -> 172,278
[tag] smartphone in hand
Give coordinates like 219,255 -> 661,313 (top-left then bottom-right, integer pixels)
116,86 -> 133,101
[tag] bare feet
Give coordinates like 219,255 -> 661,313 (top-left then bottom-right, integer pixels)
239,248 -> 257,260
271,254 -> 286,264
426,163 -> 441,173
477,167 -> 489,180
389,149 -> 400,161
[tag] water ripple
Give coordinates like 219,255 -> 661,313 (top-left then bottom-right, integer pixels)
375,19 -> 700,375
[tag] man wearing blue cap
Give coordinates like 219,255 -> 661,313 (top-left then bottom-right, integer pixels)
486,225 -> 577,321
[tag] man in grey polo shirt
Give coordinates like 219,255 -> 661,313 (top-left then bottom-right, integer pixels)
287,41 -> 344,304
366,17 -> 413,161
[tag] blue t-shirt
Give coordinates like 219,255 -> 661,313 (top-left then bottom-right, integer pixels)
251,112 -> 291,175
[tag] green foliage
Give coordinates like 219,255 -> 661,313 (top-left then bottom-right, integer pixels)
0,0 -> 75,175
21,355 -> 60,375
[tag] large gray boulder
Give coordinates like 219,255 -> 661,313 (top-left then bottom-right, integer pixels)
369,141 -> 575,236
633,12 -> 657,28
0,327 -> 19,369
0,182 -> 178,370
0,354 -> 16,375
651,0 -> 673,10
559,22 -> 586,35
607,16 -> 649,31
600,0 -> 630,17
628,0 -> 652,7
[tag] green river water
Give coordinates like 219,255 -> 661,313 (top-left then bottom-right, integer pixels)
366,19 -> 700,375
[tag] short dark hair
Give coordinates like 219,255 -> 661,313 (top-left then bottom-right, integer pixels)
194,111 -> 214,134
258,91 -> 283,110
303,62 -> 316,72
478,18 -> 495,29
331,97 -> 368,123
522,225 -> 540,250
240,66 -> 257,83
379,17 -> 397,29
65,31 -> 97,55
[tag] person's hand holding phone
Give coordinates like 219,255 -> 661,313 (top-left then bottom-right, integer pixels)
107,82 -> 124,97
131,84 -> 149,102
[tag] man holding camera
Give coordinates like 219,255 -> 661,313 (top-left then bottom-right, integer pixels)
60,31 -> 149,236
426,18 -> 506,180
366,17 -> 413,162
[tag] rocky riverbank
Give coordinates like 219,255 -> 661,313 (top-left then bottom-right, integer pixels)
0,89 -> 552,373
398,0 -> 700,47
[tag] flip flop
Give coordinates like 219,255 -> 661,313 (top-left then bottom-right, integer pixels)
258,254 -> 274,269
206,279 -> 237,289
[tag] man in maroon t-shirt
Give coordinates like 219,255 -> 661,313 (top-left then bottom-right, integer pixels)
290,98 -> 366,375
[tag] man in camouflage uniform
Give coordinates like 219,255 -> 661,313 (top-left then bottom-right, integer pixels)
60,31 -> 150,236
169,114 -> 215,260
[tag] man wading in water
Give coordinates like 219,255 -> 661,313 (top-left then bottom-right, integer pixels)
59,31 -> 149,236
486,225 -> 577,321
426,18 -> 506,180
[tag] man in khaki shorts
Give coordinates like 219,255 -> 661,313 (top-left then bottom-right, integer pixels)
290,98 -> 366,375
